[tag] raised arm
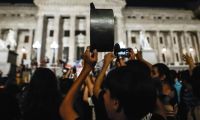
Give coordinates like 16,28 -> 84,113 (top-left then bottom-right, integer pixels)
136,50 -> 153,70
183,53 -> 195,75
93,53 -> 114,98
60,47 -> 98,120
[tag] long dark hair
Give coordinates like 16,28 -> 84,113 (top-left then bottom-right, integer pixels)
22,68 -> 61,120
152,63 -> 174,86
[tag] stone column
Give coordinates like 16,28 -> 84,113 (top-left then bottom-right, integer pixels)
170,31 -> 175,64
196,31 -> 200,63
34,14 -> 44,65
0,29 -> 2,39
29,29 -> 34,61
152,32 -> 157,52
12,28 -> 18,51
166,31 -> 171,64
184,31 -> 190,53
127,30 -> 131,48
86,15 -> 90,47
54,15 -> 61,64
116,16 -> 126,46
68,15 -> 76,64
180,31 -> 186,54
156,31 -> 161,62
193,32 -> 200,62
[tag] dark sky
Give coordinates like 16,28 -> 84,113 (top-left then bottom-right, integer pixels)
0,0 -> 199,9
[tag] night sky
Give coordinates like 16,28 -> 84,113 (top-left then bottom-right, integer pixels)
0,0 -> 199,9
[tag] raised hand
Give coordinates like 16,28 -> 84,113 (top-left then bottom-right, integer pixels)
136,50 -> 143,61
83,47 -> 98,70
182,53 -> 195,74
104,52 -> 115,67
129,48 -> 136,60
182,53 -> 194,65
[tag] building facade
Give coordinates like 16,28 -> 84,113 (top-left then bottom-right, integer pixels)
0,0 -> 199,67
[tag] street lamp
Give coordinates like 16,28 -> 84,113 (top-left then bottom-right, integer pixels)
189,47 -> 194,53
21,47 -> 26,53
32,41 -> 41,64
162,47 -> 167,53
50,41 -> 59,65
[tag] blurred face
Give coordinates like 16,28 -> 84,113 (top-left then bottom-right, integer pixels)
151,67 -> 159,79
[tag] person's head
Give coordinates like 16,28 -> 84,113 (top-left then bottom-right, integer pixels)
178,70 -> 190,84
151,63 -> 171,81
29,67 -> 59,96
191,66 -> 200,100
104,60 -> 157,120
23,68 -> 61,119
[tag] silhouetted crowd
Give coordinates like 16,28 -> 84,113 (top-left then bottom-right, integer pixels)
0,47 -> 200,120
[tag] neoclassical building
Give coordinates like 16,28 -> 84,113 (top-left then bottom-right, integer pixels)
0,0 -> 200,67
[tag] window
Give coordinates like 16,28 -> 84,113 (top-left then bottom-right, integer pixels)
147,37 -> 150,43
178,17 -> 183,20
131,37 -> 136,44
77,47 -> 84,60
173,37 -> 176,44
75,30 -> 86,36
63,47 -> 69,62
160,37 -> 163,44
49,30 -> 54,37
132,16 -> 136,19
24,36 -> 29,43
22,53 -> 27,60
162,54 -> 166,62
176,53 -> 180,62
158,16 -> 162,20
64,30 -> 70,37
166,16 -> 170,20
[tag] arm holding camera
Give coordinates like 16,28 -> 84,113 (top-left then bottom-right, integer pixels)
62,68 -> 71,79
94,52 -> 114,98
128,48 -> 136,61
136,50 -> 153,70
60,47 -> 98,120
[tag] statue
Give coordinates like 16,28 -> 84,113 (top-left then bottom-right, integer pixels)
6,29 -> 16,51
139,31 -> 152,50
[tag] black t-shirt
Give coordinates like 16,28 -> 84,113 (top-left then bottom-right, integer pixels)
151,113 -> 166,120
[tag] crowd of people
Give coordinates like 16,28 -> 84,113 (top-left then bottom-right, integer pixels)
0,47 -> 200,120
